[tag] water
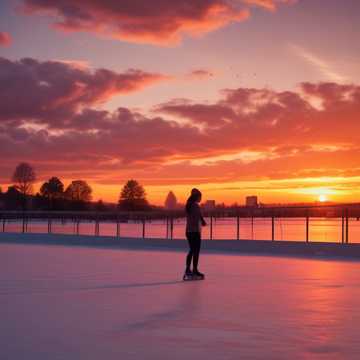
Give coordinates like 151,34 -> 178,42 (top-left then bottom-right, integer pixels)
1,244 -> 360,359
3,217 -> 360,243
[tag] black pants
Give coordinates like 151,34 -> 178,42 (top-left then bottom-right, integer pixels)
186,232 -> 201,272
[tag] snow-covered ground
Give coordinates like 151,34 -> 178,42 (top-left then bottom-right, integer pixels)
1,243 -> 360,359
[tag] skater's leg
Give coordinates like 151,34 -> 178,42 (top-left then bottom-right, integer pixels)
186,232 -> 195,271
192,233 -> 201,272
186,251 -> 193,271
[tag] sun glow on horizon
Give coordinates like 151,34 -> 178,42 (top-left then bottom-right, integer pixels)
318,194 -> 328,202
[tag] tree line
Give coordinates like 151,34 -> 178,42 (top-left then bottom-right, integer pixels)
0,162 -> 153,211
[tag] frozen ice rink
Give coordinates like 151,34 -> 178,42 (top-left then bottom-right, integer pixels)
1,242 -> 360,359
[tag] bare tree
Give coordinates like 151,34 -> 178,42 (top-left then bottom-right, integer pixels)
12,163 -> 36,209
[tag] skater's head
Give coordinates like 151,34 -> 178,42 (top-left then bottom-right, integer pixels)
186,188 -> 202,213
191,188 -> 202,202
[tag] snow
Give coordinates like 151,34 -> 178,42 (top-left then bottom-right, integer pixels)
1,242 -> 360,359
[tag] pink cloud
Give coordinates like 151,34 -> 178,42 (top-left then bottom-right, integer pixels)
53,59 -> 91,70
187,69 -> 215,80
0,32 -> 11,46
19,0 -> 296,45
243,0 -> 296,11
156,99 -> 235,127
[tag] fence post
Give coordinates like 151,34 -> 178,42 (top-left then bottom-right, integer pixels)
272,216 -> 275,241
166,217 -> 169,239
2,218 -> 5,232
22,215 -> 26,233
236,215 -> 240,240
210,216 -> 213,240
142,219 -> 146,239
341,213 -> 344,244
170,217 -> 174,240
306,214 -> 309,243
345,209 -> 349,244
48,216 -> 52,234
95,216 -> 99,236
251,214 -> 254,240
116,217 -> 120,237
76,220 -> 80,235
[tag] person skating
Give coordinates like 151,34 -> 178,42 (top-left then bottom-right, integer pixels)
183,188 -> 206,280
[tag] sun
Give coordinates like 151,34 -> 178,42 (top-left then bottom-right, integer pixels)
318,194 -> 327,202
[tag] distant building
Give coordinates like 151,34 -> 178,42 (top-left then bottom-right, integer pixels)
165,191 -> 177,210
203,200 -> 216,210
246,196 -> 258,208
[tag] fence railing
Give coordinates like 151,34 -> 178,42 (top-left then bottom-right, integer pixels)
1,204 -> 360,243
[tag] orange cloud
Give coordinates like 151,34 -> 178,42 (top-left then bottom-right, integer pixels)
1,58 -> 359,202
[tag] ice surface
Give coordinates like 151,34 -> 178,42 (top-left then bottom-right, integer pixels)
1,243 -> 360,359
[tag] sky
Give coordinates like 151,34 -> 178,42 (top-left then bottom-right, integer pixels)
0,0 -> 360,205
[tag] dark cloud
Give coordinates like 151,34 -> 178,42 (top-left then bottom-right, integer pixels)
0,57 -> 168,128
21,0 -> 293,45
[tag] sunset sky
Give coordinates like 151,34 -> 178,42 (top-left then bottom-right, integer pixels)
0,0 -> 360,205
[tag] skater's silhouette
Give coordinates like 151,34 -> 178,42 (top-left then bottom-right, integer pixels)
184,188 -> 206,279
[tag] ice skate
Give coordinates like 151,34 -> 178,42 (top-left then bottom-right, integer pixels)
183,269 -> 193,281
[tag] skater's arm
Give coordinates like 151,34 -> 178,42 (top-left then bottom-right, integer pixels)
201,215 -> 207,226
197,205 -> 206,226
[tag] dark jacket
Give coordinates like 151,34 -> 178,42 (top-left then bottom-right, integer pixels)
186,202 -> 202,233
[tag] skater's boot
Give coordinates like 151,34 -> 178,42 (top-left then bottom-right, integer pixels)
193,270 -> 205,279
183,268 -> 193,280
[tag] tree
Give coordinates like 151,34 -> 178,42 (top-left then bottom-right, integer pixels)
118,179 -> 149,211
165,191 -> 177,209
32,192 -> 48,210
0,186 -> 4,210
65,180 -> 92,202
4,186 -> 23,210
95,199 -> 107,212
40,177 -> 64,209
11,162 -> 36,209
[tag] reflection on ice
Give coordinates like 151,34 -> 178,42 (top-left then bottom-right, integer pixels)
1,243 -> 360,359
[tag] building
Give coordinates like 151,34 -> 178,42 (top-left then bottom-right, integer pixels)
203,200 -> 216,210
164,191 -> 178,210
245,196 -> 258,208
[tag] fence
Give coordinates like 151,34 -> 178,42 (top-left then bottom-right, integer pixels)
1,204 -> 360,243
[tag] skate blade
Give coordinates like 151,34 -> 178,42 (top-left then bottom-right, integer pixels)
183,275 -> 205,281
